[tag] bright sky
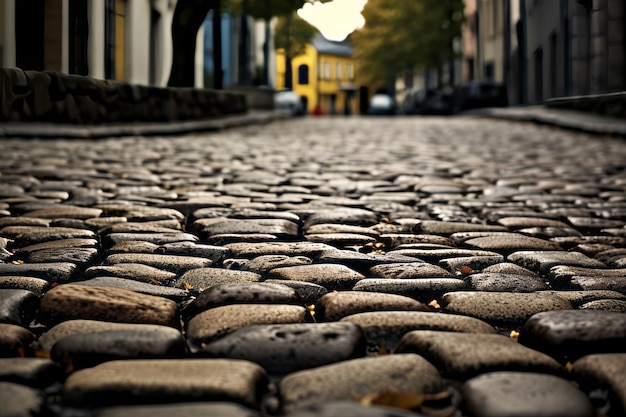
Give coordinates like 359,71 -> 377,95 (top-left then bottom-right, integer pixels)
297,0 -> 368,42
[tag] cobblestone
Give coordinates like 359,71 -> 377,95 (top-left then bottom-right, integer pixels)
1,116 -> 626,415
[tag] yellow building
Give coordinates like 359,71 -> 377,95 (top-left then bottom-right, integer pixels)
276,33 -> 358,115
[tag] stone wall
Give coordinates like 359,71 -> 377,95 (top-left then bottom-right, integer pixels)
0,68 -> 248,124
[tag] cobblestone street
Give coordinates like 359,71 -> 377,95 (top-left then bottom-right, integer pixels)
1,115 -> 626,417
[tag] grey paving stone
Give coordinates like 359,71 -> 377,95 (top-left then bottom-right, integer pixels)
461,371 -> 595,417
303,208 -> 379,228
50,327 -> 186,371
341,311 -> 497,350
99,221 -> 183,234
284,401 -> 430,417
439,255 -> 507,273
174,268 -> 263,292
316,291 -> 428,321
0,382 -> 48,417
23,246 -> 100,266
22,206 -> 103,219
567,216 -> 625,232
305,224 -> 380,237
305,233 -> 377,247
84,263 -> 177,284
183,282 -> 302,320
279,354 -> 445,413
316,250 -> 424,272
105,240 -> 161,255
39,284 -> 179,328
396,331 -> 564,380
196,218 -> 300,240
105,253 -> 213,274
440,291 -> 573,327
102,232 -> 198,247
539,289 -> 626,306
63,359 -> 268,409
465,272 -> 550,292
0,323 -> 35,357
519,310 -> 626,362
572,353 -> 626,415
481,262 -> 539,277
263,280 -> 329,305
353,278 -> 468,302
548,265 -> 626,285
187,304 -> 307,346
415,220 -> 507,235
92,402 -> 262,417
579,299 -> 626,312
74,277 -> 188,302
0,225 -> 96,246
0,289 -> 39,327
95,204 -> 185,221
497,217 -> 571,229
224,255 -> 313,274
225,242 -> 336,259
380,233 -> 456,249
389,248 -> 503,264
369,262 -> 454,279
268,264 -> 365,291
0,276 -> 50,296
154,241 -> 230,262
14,238 -> 99,256
199,322 -> 366,375
0,217 -> 51,228
464,234 -> 561,253
0,358 -> 63,388
508,251 -> 606,274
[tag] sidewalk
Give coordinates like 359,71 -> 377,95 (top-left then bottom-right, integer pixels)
469,105 -> 626,137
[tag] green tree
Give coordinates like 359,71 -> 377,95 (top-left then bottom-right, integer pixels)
351,0 -> 464,90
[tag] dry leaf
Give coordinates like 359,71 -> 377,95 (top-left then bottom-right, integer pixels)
428,299 -> 441,309
149,278 -> 162,286
456,265 -> 474,276
377,345 -> 389,356
566,362 -> 574,373
509,330 -> 520,339
183,282 -> 193,292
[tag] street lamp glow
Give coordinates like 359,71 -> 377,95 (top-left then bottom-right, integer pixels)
297,0 -> 367,42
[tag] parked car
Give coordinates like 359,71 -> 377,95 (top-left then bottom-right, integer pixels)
457,81 -> 508,110
274,90 -> 305,116
402,88 -> 456,115
368,94 -> 396,115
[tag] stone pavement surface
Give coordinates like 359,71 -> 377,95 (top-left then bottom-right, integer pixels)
1,114 -> 626,417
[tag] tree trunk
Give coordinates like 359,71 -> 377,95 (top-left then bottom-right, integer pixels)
168,0 -> 217,87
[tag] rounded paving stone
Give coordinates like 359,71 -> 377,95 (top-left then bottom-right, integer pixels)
0,358 -> 63,388
183,282 -> 302,320
279,354 -> 445,413
518,310 -> 626,363
369,262 -> 454,279
199,322 -> 366,375
50,327 -> 186,372
105,253 -> 214,274
396,330 -> 564,380
225,255 -> 313,274
225,242 -> 336,259
0,323 -> 35,357
464,234 -> 561,253
63,359 -> 268,409
0,226 -> 96,246
0,262 -> 79,283
462,371 -> 595,417
572,353 -> 626,415
91,402 -> 262,417
316,291 -> 428,321
353,278 -> 468,302
440,291 -> 573,327
508,251 -> 606,275
73,277 -> 189,302
341,311 -> 497,350
284,401 -> 431,417
268,264 -> 365,291
465,273 -> 550,292
0,276 -> 50,296
187,304 -> 308,346
174,268 -> 263,293
0,381 -> 48,417
263,280 -> 329,305
0,289 -> 39,327
39,284 -> 180,328
84,263 -> 177,284
579,299 -> 626,312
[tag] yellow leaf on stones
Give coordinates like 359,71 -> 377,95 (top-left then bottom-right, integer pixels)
509,330 -> 520,339
566,362 -> 574,373
149,278 -> 162,286
378,345 -> 389,356
183,282 -> 193,292
381,217 -> 390,223
456,265 -> 474,276
428,300 -> 441,309
306,304 -> 315,315
361,392 -> 426,410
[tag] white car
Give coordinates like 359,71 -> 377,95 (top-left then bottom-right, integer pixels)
274,90 -> 305,116
368,94 -> 396,115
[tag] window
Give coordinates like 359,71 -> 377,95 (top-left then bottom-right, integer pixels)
323,61 -> 330,80
336,63 -> 342,80
347,63 -> 354,80
298,64 -> 309,85
69,0 -> 89,75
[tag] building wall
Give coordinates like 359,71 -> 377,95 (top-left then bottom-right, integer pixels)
477,0 -> 504,82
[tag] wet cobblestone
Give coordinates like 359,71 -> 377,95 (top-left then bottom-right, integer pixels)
1,116 -> 626,416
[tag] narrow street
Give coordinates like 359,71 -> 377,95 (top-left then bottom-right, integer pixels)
1,115 -> 626,416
